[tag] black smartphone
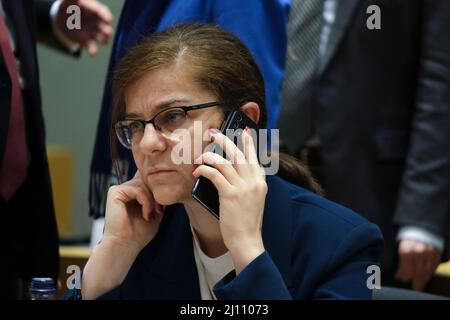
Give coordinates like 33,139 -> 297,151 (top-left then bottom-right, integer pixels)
191,109 -> 260,219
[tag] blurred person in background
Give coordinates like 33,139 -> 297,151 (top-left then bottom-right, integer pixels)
278,0 -> 450,291
0,0 -> 112,299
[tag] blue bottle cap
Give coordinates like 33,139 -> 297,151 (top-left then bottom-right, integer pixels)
30,277 -> 56,294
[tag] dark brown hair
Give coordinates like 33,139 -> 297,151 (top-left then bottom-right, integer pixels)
111,23 -> 322,195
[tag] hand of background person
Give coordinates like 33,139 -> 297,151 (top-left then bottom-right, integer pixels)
193,127 -> 267,274
395,239 -> 442,291
56,0 -> 113,56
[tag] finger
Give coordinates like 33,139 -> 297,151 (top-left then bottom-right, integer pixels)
412,252 -> 431,291
242,127 -> 259,167
125,174 -> 158,220
155,203 -> 165,215
121,182 -> 154,221
135,188 -> 153,222
81,0 -> 113,23
97,22 -> 113,44
96,2 -> 113,23
138,183 -> 158,221
415,247 -> 442,290
136,177 -> 164,217
94,31 -> 108,45
85,40 -> 98,56
193,164 -> 232,194
431,247 -> 442,267
195,152 -> 240,185
88,22 -> 113,44
209,129 -> 247,171
114,184 -> 153,221
395,249 -> 415,282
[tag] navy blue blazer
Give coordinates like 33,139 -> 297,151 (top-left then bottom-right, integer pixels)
68,175 -> 383,300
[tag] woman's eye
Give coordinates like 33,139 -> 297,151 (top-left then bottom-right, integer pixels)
129,121 -> 142,132
161,110 -> 186,125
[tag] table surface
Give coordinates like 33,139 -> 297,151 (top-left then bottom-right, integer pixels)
60,245 -> 90,259
59,245 -> 450,277
436,261 -> 450,277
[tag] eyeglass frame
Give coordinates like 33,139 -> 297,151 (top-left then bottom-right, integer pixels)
114,101 -> 237,149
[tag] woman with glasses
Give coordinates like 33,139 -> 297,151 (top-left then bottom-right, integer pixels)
74,24 -> 383,300
89,0 -> 289,226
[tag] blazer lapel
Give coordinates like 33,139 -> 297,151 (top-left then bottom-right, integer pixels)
318,0 -> 361,74
144,204 -> 201,299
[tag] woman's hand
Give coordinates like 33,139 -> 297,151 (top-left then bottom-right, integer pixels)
103,172 -> 164,251
193,128 -> 267,274
82,172 -> 163,299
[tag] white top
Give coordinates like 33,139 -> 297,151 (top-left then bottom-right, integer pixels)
191,226 -> 235,300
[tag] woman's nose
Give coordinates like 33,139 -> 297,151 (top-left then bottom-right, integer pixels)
138,124 -> 167,154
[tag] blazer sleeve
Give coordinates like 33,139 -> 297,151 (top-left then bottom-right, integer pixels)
393,0 -> 450,238
211,0 -> 289,130
311,223 -> 383,300
213,222 -> 383,300
213,251 -> 292,300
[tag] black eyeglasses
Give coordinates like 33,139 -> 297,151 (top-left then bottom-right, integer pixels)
114,101 -> 231,149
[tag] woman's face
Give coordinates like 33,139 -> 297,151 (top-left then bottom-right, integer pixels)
124,65 -> 224,205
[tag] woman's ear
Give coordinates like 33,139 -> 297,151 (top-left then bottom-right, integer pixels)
240,102 -> 260,124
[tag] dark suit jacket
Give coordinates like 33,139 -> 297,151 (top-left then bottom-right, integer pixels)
65,175 -> 383,300
279,0 -> 450,274
0,0 -> 62,282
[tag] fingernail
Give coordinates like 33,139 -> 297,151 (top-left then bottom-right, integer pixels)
208,128 -> 220,135
244,126 -> 251,133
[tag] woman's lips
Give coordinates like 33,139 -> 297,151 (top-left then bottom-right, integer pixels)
148,170 -> 175,177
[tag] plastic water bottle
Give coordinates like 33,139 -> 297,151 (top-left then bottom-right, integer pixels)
29,278 -> 56,300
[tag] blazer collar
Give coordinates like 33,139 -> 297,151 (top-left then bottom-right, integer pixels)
144,175 -> 295,298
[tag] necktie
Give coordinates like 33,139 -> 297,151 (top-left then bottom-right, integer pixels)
0,12 -> 28,202
278,0 -> 324,154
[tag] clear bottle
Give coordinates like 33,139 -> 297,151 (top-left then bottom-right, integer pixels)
29,278 -> 56,300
